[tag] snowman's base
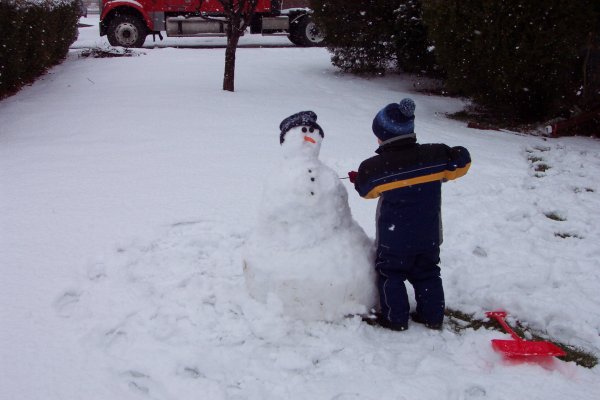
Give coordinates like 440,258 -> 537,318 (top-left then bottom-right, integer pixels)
242,256 -> 377,323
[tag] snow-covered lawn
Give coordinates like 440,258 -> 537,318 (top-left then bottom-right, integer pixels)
1,17 -> 599,400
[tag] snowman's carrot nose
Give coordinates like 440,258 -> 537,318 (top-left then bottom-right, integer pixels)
304,136 -> 316,144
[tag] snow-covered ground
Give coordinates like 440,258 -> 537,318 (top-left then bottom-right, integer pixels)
1,16 -> 600,400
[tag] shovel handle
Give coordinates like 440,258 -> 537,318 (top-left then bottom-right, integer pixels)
486,311 -> 523,342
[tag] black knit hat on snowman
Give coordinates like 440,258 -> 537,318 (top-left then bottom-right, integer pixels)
279,111 -> 325,144
372,98 -> 416,143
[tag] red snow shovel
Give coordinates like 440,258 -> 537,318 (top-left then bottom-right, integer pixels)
486,311 -> 566,358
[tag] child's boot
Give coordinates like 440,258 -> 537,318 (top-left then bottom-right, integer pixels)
410,312 -> 443,330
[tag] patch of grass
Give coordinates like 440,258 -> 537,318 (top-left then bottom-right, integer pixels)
555,232 -> 583,239
445,308 -> 497,332
445,308 -> 598,368
447,106 -> 541,133
534,163 -> 550,172
528,155 -> 544,163
449,110 -> 471,121
574,187 -> 595,193
545,212 -> 566,221
79,47 -> 143,58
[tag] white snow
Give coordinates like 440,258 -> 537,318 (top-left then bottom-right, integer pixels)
1,15 -> 600,400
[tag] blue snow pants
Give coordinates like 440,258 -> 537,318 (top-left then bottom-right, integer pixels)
375,247 -> 445,326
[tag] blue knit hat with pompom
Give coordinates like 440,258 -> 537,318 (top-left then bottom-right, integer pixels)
372,98 -> 416,142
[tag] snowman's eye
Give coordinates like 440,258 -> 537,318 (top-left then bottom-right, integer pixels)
301,127 -> 307,133
309,127 -> 315,133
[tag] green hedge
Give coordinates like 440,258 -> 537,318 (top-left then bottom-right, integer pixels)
311,0 -> 435,75
0,0 -> 80,99
423,0 -> 599,121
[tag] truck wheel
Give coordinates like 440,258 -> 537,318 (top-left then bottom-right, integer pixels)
289,15 -> 325,47
107,14 -> 147,48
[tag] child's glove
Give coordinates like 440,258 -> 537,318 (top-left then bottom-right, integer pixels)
348,171 -> 358,183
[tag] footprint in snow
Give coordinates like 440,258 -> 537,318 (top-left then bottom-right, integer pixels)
472,246 -> 488,257
464,385 -> 487,398
331,393 -> 377,400
86,262 -> 107,281
124,370 -> 151,395
180,366 -> 206,379
54,290 -> 82,318
123,370 -> 171,398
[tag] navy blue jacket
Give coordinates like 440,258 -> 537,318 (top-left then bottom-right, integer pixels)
354,137 -> 471,255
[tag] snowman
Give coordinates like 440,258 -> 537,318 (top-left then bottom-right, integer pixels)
243,111 -> 377,322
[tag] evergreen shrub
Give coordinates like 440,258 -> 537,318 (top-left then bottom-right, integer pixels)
0,0 -> 80,99
311,0 -> 435,75
422,0 -> 599,121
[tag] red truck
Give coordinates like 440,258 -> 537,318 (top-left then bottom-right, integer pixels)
99,0 -> 324,47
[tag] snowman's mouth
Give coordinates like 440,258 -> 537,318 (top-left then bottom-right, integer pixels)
304,136 -> 316,144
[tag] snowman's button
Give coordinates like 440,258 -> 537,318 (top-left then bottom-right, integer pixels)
310,192 -> 315,195
311,177 -> 315,182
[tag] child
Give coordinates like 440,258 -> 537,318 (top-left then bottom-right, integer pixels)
348,98 -> 471,331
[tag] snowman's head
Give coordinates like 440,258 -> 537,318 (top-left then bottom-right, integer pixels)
279,111 -> 324,159
280,125 -> 323,159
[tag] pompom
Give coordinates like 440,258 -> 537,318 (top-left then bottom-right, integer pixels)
398,98 -> 415,117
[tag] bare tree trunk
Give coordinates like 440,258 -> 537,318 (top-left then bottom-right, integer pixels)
217,0 -> 258,92
223,17 -> 242,92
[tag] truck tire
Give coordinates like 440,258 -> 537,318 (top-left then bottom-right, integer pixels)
107,14 -> 147,48
289,15 -> 325,47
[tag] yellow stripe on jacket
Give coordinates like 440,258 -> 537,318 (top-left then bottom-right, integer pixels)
364,162 -> 471,199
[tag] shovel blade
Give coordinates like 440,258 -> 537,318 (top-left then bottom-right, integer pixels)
491,339 -> 566,357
